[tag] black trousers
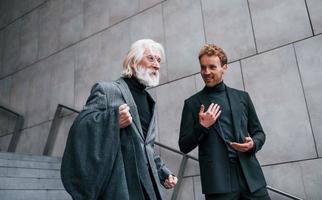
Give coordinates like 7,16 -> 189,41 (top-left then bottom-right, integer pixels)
205,158 -> 270,200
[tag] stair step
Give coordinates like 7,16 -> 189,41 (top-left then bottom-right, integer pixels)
0,190 -> 72,200
0,158 -> 61,170
0,177 -> 64,190
0,167 -> 60,178
0,152 -> 61,163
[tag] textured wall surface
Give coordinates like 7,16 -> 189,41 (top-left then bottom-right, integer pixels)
0,0 -> 322,199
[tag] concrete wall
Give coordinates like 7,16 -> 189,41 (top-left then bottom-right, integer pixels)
0,0 -> 322,199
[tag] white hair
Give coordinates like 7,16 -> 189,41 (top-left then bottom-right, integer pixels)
122,39 -> 165,78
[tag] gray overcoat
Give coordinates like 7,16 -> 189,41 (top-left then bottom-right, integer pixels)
61,78 -> 171,200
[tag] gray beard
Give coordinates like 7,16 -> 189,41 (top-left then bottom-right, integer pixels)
134,66 -> 160,87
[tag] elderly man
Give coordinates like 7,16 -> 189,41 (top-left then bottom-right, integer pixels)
61,39 -> 177,200
179,44 -> 270,200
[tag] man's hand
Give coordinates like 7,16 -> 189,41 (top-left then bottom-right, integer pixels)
119,104 -> 132,128
199,103 -> 221,128
163,175 -> 178,189
230,137 -> 254,152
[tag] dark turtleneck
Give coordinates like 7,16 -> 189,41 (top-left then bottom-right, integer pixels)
205,81 -> 237,158
124,77 -> 153,138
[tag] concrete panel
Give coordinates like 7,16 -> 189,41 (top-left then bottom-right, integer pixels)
295,35 -> 322,156
0,177 -> 63,189
0,76 -> 11,107
38,0 -> 61,59
48,47 -> 75,118
300,158 -> 322,199
51,113 -> 77,157
59,0 -> 83,49
108,0 -> 139,25
10,68 -> 31,124
139,0 -> 163,11
156,76 -> 196,150
0,0 -> 11,28
202,0 -> 256,61
100,21 -> 131,82
177,177 -> 194,200
163,0 -> 205,81
15,122 -> 50,155
0,134 -> 12,152
306,0 -> 322,34
129,5 -> 168,84
82,0 -> 110,38
242,45 -> 316,165
25,61 -> 51,127
193,176 -> 205,200
0,190 -> 47,200
249,0 -> 312,52
2,20 -> 21,76
0,167 -> 60,179
0,30 -> 3,78
19,10 -> 39,69
75,32 -> 110,110
262,162 -> 306,199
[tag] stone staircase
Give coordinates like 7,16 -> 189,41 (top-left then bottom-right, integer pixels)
0,152 -> 71,200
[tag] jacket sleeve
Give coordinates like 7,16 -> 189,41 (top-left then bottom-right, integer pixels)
178,100 -> 209,154
246,93 -> 266,153
61,83 -> 121,200
154,152 -> 172,184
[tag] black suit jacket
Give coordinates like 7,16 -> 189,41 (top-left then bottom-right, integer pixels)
179,84 -> 266,194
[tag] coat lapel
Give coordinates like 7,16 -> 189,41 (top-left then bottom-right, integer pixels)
115,78 -> 145,141
145,93 -> 156,143
226,87 -> 244,143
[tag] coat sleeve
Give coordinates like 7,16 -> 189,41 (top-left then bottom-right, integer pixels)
246,92 -> 266,153
61,83 -> 121,200
178,100 -> 209,154
154,152 -> 171,184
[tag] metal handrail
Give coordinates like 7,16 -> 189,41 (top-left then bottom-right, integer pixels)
0,105 -> 24,152
46,104 -> 303,200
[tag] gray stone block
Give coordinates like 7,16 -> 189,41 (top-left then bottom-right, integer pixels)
108,0 -> 139,25
306,0 -> 322,34
294,35 -> 322,156
129,5 -> 168,84
24,62 -> 51,127
48,47 -> 76,118
51,114 -> 77,157
19,9 -> 39,69
300,158 -> 322,199
59,0 -> 83,49
82,0 -> 110,38
242,45 -> 316,165
2,20 -> 21,76
262,162 -> 306,199
38,0 -> 61,59
163,0 -> 205,81
0,76 -> 11,108
156,76 -> 197,149
0,190 -> 47,200
177,177 -> 194,200
249,0 -> 312,52
15,122 -> 50,155
0,134 -> 12,152
139,0 -> 163,11
193,176 -> 205,200
202,0 -> 256,61
0,177 -> 64,189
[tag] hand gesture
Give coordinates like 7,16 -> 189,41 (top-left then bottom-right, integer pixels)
163,174 -> 178,189
230,137 -> 254,152
199,103 -> 221,128
119,104 -> 132,128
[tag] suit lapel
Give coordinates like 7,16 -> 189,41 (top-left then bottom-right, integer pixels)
198,88 -> 227,142
226,87 -> 243,143
145,94 -> 156,143
115,78 -> 145,141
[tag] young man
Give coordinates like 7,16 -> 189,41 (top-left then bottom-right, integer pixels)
179,44 -> 270,200
61,39 -> 177,200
